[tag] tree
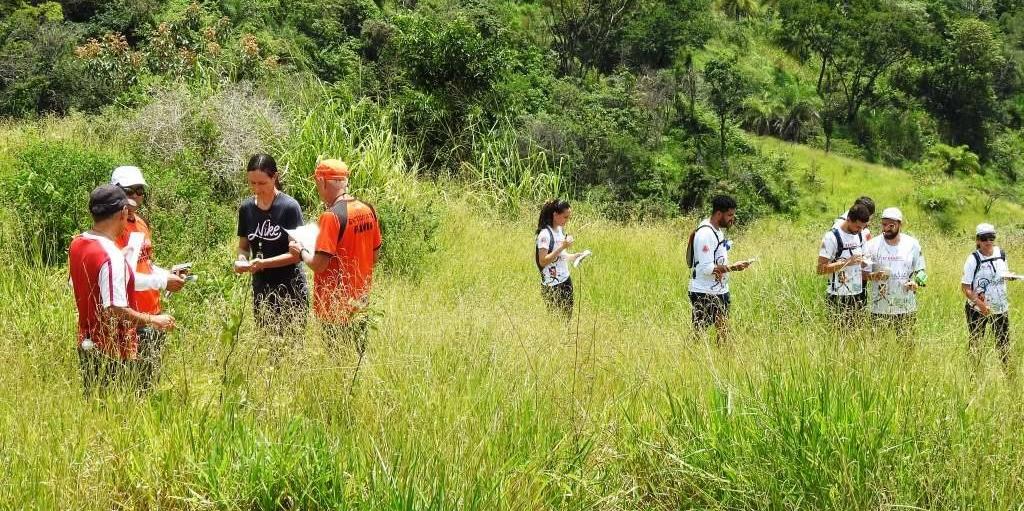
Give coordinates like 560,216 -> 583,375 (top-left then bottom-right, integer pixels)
779,0 -> 930,123
620,0 -> 714,70
918,18 -> 1006,156
704,57 -> 746,162
545,0 -> 638,75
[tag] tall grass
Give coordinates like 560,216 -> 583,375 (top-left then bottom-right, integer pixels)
2,192 -> 1024,508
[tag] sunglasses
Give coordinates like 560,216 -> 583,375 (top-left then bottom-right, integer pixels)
121,185 -> 146,196
978,234 -> 996,242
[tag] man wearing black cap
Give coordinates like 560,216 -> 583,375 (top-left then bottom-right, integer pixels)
68,185 -> 175,394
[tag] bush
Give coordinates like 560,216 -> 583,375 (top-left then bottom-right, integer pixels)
2,140 -> 123,265
914,182 -> 961,231
915,143 -> 982,177
126,82 -> 289,199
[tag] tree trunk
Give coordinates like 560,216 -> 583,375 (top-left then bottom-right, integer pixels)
720,113 -> 727,163
816,56 -> 828,95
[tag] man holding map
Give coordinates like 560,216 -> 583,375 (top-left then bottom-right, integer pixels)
290,159 -> 382,354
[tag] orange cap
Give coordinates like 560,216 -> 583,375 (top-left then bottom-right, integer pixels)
314,159 -> 349,179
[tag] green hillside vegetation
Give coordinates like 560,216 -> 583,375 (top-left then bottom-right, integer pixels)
3,0 -> 1024,508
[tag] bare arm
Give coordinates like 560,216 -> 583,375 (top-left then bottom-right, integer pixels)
253,251 -> 301,270
105,306 -> 174,330
817,255 -> 861,275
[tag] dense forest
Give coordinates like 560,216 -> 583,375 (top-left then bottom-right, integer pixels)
3,0 -> 1024,222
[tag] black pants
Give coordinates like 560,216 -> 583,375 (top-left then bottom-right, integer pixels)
133,326 -> 166,392
541,277 -> 574,317
78,346 -> 127,397
966,304 -> 1011,365
253,282 -> 309,336
689,292 -> 730,331
826,292 -> 866,330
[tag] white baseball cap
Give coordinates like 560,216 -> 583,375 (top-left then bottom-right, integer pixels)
976,223 -> 996,236
111,165 -> 147,188
880,207 -> 903,222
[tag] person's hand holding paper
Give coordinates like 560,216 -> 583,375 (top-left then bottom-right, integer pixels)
286,223 -> 320,256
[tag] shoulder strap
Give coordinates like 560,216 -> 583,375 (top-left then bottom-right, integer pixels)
536,226 -> 555,273
971,251 -> 983,287
330,200 -> 350,244
831,228 -> 844,261
688,224 -> 718,268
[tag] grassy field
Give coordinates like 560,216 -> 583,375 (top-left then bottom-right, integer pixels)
3,136 -> 1024,509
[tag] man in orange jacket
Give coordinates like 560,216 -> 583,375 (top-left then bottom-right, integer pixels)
111,166 -> 187,390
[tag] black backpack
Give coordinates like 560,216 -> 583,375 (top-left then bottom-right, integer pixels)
970,249 -> 1007,289
686,224 -> 724,278
535,226 -> 555,277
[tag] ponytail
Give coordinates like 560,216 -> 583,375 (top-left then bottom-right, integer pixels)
537,199 -> 570,234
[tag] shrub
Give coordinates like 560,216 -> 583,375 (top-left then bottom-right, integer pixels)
916,144 -> 982,177
2,140 -> 123,265
126,82 -> 289,198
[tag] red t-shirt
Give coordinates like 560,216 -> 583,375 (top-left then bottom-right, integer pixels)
69,232 -> 139,359
115,215 -> 161,314
313,198 -> 382,323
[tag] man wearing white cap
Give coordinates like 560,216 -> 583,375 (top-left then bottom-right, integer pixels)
863,207 -> 926,337
961,223 -> 1013,369
111,166 -> 186,390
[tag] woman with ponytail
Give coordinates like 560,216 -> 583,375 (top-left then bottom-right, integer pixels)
535,199 -> 584,317
234,153 -> 308,334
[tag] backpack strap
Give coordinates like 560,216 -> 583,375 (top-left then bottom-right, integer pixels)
536,226 -> 556,274
329,199 -> 350,244
690,224 -> 722,278
831,228 -> 844,262
972,249 -> 1007,289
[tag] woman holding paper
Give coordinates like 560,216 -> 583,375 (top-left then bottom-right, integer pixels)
961,223 -> 1015,370
235,153 -> 308,333
535,199 -> 588,317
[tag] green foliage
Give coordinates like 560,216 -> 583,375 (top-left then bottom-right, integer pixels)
0,2 -> 97,116
1,140 -> 123,264
916,143 -> 983,177
916,18 -> 1007,157
704,56 -> 748,160
851,106 -> 937,167
619,0 -> 715,70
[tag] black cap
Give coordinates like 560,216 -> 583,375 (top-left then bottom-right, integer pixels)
89,184 -> 131,217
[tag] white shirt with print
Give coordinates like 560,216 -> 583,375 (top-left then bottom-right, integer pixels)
688,219 -> 729,295
537,226 -> 570,287
820,227 -> 866,296
962,247 -> 1010,315
865,234 -> 925,315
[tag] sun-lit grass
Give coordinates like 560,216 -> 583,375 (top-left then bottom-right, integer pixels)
2,184 -> 1024,508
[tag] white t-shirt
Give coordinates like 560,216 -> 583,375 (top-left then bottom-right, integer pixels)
833,213 -> 872,240
819,227 -> 866,296
962,247 -> 1010,315
864,234 -> 925,315
537,226 -> 570,287
688,219 -> 729,295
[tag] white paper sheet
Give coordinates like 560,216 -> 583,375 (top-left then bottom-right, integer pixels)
286,223 -> 320,254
